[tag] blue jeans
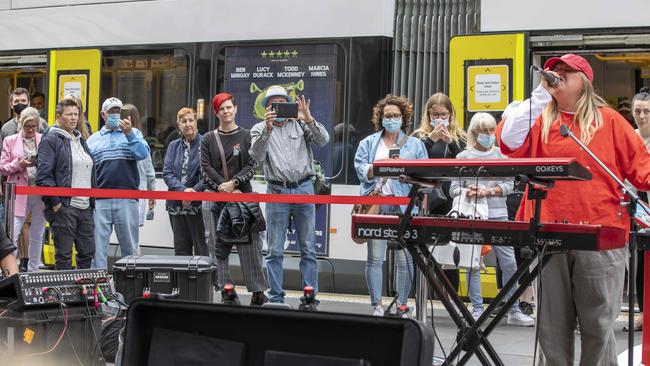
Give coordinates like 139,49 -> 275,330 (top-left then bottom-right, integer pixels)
467,216 -> 519,313
92,198 -> 139,269
366,205 -> 414,306
265,180 -> 317,303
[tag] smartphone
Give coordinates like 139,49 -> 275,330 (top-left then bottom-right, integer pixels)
271,102 -> 298,119
120,108 -> 130,120
389,148 -> 400,158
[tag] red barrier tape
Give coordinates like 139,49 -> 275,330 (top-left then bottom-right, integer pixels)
15,186 -> 410,206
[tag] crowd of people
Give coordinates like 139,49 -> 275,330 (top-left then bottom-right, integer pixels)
0,53 -> 649,364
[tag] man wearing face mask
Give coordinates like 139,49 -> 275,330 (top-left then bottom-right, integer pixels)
87,97 -> 150,269
1,88 -> 48,146
249,85 -> 329,305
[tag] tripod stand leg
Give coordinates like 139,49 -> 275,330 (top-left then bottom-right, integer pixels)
410,244 -> 504,366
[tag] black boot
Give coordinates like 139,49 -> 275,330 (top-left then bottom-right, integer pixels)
19,258 -> 28,272
250,292 -> 269,306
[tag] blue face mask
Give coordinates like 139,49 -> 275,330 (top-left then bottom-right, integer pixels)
382,117 -> 402,133
477,133 -> 496,149
274,117 -> 286,123
106,113 -> 120,130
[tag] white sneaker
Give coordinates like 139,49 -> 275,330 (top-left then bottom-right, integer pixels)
372,305 -> 385,316
472,307 -> 484,321
507,308 -> 535,327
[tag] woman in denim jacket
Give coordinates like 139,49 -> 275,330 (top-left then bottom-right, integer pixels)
354,94 -> 427,316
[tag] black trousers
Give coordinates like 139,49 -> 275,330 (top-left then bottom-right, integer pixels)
169,213 -> 208,256
45,205 -> 95,270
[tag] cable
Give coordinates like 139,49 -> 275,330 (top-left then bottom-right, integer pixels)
64,307 -> 84,366
86,281 -> 105,362
0,309 -> 7,318
431,298 -> 449,360
22,305 -> 69,359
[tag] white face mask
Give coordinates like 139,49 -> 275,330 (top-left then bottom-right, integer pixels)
430,118 -> 449,128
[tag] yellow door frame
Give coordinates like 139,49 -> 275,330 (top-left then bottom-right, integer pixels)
449,33 -> 527,128
48,49 -> 102,131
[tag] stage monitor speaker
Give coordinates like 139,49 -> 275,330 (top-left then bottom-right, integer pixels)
121,299 -> 433,366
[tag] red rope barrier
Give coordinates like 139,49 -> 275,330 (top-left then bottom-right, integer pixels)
15,186 -> 410,206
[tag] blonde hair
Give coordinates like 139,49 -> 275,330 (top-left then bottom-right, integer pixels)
541,73 -> 607,144
177,107 -> 196,122
17,107 -> 40,132
466,112 -> 497,149
414,93 -> 466,143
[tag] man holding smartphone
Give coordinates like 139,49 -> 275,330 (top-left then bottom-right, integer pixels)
87,97 -> 150,269
250,85 -> 329,305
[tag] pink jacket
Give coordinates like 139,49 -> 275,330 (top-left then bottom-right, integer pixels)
0,132 -> 42,217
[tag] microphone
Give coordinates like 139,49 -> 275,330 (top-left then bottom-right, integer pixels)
532,65 -> 560,87
559,124 -> 570,137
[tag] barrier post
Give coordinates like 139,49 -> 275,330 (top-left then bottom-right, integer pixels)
4,182 -> 15,247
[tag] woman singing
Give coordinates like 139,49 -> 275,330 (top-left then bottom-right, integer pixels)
498,54 -> 650,365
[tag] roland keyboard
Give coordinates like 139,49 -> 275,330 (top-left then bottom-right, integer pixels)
351,214 -> 625,251
372,157 -> 592,181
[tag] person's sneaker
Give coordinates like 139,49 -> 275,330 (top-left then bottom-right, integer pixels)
519,301 -> 534,316
250,292 -> 269,306
472,307 -> 484,321
490,301 -> 506,318
507,308 -> 535,327
372,305 -> 385,316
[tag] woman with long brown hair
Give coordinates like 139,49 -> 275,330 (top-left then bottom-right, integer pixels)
122,104 -> 156,230
413,92 -> 466,297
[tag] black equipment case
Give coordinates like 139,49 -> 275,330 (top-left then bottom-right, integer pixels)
0,305 -> 103,365
121,299 -> 434,366
113,255 -> 215,304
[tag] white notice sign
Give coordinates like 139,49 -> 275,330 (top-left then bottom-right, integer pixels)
63,82 -> 82,97
475,74 -> 501,103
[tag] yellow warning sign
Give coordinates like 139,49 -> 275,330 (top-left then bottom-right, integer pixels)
57,74 -> 88,112
23,327 -> 35,344
467,65 -> 509,112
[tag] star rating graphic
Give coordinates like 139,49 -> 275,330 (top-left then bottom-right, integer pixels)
260,49 -> 299,58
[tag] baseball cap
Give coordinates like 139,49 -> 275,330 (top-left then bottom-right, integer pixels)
261,85 -> 291,107
102,97 -> 123,112
543,54 -> 594,83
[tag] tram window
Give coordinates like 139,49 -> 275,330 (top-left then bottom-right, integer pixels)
101,49 -> 189,170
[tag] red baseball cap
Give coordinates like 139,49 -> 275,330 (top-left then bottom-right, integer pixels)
212,92 -> 234,113
543,54 -> 594,83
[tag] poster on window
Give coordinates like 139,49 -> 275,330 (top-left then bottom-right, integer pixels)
224,44 -> 337,256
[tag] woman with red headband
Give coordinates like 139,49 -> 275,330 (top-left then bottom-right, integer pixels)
201,92 -> 268,305
498,54 -> 650,364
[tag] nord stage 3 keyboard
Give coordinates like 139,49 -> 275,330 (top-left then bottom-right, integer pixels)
372,157 -> 592,181
351,214 -> 625,251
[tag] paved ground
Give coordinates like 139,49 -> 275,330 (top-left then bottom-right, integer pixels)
233,289 -> 643,366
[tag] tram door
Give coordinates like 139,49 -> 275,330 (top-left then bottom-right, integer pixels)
448,33 -> 527,299
0,54 -> 48,123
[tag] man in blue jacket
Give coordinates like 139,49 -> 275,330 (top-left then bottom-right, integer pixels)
88,97 -> 150,269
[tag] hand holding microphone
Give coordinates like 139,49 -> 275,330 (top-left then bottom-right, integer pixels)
532,65 -> 560,87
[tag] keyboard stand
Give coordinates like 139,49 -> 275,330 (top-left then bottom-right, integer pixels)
390,176 -> 553,366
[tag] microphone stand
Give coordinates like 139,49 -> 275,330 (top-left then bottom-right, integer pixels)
560,125 -> 639,366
